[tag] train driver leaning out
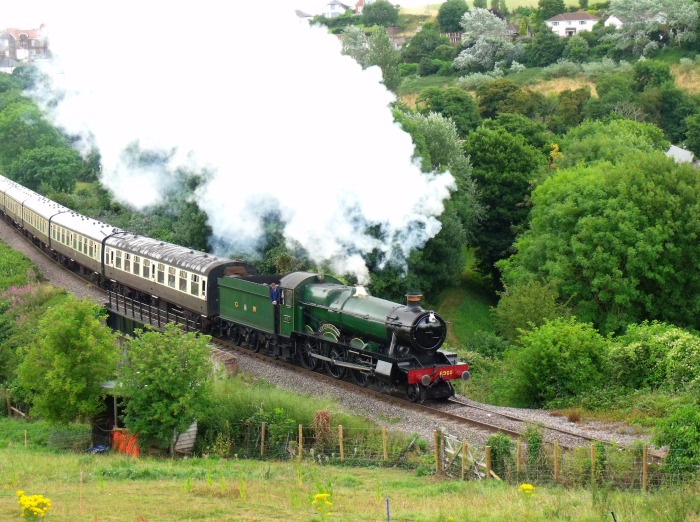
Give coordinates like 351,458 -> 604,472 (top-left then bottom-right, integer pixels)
269,282 -> 282,305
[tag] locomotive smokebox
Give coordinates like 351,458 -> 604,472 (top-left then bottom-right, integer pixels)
406,293 -> 423,311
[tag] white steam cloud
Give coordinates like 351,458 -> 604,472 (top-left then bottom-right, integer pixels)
23,1 -> 454,282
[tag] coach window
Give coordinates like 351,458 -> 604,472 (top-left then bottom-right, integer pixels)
190,274 -> 200,296
168,267 -> 176,288
78,236 -> 83,254
202,279 -> 207,298
143,259 -> 150,279
124,253 -> 131,272
61,228 -> 66,244
133,256 -> 140,275
72,233 -> 76,249
179,270 -> 187,292
116,251 -> 122,269
89,241 -> 94,258
157,263 -> 165,284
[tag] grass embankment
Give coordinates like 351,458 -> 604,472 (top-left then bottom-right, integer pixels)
1,444 -> 699,521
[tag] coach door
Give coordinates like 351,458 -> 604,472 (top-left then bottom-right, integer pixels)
280,289 -> 294,338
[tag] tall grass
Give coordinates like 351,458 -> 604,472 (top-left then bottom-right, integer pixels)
1,445 -> 699,521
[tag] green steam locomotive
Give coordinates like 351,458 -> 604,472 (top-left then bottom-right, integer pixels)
217,272 -> 470,401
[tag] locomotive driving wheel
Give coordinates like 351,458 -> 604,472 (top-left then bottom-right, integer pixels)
407,384 -> 422,403
350,355 -> 370,387
247,331 -> 261,353
324,344 -> 346,380
299,338 -> 320,371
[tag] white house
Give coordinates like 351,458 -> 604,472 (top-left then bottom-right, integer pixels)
320,0 -> 352,18
546,12 -> 600,37
604,15 -> 624,29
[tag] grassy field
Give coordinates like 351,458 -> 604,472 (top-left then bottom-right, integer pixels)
1,445 -> 700,521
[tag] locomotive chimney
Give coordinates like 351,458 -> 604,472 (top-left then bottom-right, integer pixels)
406,293 -> 422,310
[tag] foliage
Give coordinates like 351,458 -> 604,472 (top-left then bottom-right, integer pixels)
493,280 -> 571,343
463,126 -> 544,283
637,83 -> 698,143
482,113 -> 555,155
685,112 -> 700,156
475,79 -> 519,119
654,404 -> 700,478
558,119 -> 669,168
580,58 -> 633,80
120,324 -> 214,452
523,424 -> 546,480
608,321 -> 700,392
550,87 -> 591,134
540,59 -> 582,79
632,60 -> 674,91
400,23 -> 451,64
537,0 -> 566,20
605,0 -> 699,56
499,153 -> 700,333
455,69 -> 505,89
416,86 -> 481,138
525,29 -> 566,67
362,0 -> 399,27
499,317 -> 609,407
438,0 -> 470,33
341,26 -> 369,66
486,433 -> 515,478
0,100 -> 64,173
367,29 -> 402,92
454,11 -> 524,72
563,35 -> 590,62
7,145 -> 82,193
16,297 -> 120,423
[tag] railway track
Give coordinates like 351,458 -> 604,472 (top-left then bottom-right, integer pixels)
2,216 -> 654,453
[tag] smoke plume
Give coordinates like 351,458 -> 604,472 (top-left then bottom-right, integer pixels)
21,1 -> 454,282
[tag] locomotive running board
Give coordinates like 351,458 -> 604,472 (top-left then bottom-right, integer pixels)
307,353 -> 372,371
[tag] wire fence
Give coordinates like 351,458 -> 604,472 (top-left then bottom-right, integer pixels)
9,421 -> 700,490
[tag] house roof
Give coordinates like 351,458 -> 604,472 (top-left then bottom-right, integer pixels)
325,0 -> 352,9
0,27 -> 46,40
666,145 -> 696,164
546,12 -> 600,22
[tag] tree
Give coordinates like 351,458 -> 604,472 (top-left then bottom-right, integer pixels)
637,83 -> 698,143
438,0 -> 470,33
362,0 -> 399,27
563,34 -> 590,62
0,101 -> 64,172
16,297 -> 120,423
367,29 -> 402,92
524,28 -> 565,66
401,23 -> 451,64
482,113 -> 556,155
371,110 -> 482,300
537,0 -> 566,20
493,280 -> 571,342
464,127 -> 545,283
417,86 -> 482,138
550,87 -> 591,134
498,153 -> 700,333
341,26 -> 369,66
473,0 -> 488,8
605,0 -> 700,55
559,119 -> 669,168
499,317 -> 609,407
7,145 -> 82,193
476,78 -> 519,118
685,113 -> 700,156
632,60 -> 674,92
120,324 -> 214,453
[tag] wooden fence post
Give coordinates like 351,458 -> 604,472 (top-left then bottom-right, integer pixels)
554,441 -> 560,483
339,425 -> 344,463
642,445 -> 648,492
434,431 -> 440,475
516,442 -> 522,478
485,446 -> 492,479
590,444 -> 596,487
260,422 -> 266,457
298,424 -> 303,462
382,427 -> 388,462
461,440 -> 467,481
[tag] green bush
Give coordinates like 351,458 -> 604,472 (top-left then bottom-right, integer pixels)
654,404 -> 700,479
500,317 -> 609,407
399,63 -> 419,77
486,433 -> 514,479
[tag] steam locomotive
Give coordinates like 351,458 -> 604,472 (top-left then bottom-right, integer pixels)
0,174 -> 470,401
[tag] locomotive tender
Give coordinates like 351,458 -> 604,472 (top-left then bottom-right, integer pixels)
0,173 -> 470,401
